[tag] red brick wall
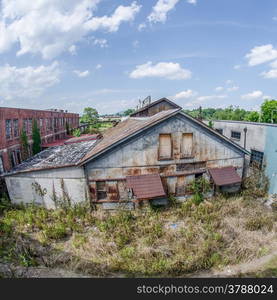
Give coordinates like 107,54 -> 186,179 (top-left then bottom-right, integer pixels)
0,107 -> 79,172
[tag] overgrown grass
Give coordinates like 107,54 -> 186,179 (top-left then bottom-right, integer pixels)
0,196 -> 276,277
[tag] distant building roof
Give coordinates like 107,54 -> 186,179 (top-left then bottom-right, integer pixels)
211,119 -> 277,128
130,97 -> 181,117
208,166 -> 242,186
126,174 -> 166,200
41,134 -> 100,148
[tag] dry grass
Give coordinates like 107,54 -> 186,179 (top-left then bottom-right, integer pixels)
0,196 -> 276,277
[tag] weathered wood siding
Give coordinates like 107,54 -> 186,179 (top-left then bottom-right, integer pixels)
86,114 -> 244,202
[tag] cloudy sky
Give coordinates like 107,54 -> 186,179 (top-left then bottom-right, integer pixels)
0,0 -> 276,114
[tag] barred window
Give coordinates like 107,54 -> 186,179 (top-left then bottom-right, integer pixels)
231,131 -> 241,140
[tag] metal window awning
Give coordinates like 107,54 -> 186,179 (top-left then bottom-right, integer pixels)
126,174 -> 166,200
208,166 -> 242,186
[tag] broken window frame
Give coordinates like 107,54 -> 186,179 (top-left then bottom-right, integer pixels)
158,133 -> 173,160
250,149 -> 264,169
96,181 -> 108,201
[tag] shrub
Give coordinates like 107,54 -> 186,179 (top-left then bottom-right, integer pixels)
244,215 -> 274,231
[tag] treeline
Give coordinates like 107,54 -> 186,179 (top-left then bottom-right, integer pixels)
184,99 -> 277,123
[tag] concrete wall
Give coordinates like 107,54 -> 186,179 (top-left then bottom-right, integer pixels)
5,167 -> 88,209
211,120 -> 277,195
265,126 -> 277,195
86,114 -> 244,203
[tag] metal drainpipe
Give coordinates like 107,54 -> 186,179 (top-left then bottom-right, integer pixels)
242,127 -> 248,180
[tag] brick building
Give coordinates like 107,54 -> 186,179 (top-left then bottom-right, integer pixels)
0,107 -> 79,173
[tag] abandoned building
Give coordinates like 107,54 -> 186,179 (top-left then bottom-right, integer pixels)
0,106 -> 79,174
210,120 -> 277,196
5,98 -> 249,209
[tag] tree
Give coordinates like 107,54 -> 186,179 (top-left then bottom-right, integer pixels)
32,119 -> 41,155
261,99 -> 277,123
245,111 -> 260,122
20,130 -> 29,161
123,108 -> 135,116
80,107 -> 99,124
208,120 -> 214,128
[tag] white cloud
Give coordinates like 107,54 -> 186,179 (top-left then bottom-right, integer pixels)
215,86 -> 224,92
225,79 -> 233,85
95,64 -> 102,69
245,44 -> 277,66
0,1 -> 141,59
148,0 -> 180,24
196,95 -> 227,102
132,40 -> 139,48
174,89 -> 197,99
241,90 -> 263,100
187,0 -> 197,4
73,70 -> 90,78
68,45 -> 77,55
0,62 -> 60,100
138,23 -> 146,31
227,86 -> 239,92
261,69 -> 277,79
270,60 -> 277,68
129,61 -> 192,80
93,38 -> 108,48
233,64 -> 241,70
85,2 -> 141,32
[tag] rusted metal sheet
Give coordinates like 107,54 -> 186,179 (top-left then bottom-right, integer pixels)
209,166 -> 241,186
126,174 -> 166,200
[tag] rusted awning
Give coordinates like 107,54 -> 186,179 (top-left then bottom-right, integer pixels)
208,166 -> 242,186
126,174 -> 166,200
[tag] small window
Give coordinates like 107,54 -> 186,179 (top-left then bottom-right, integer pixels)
158,134 -> 172,160
181,133 -> 193,157
215,128 -> 223,134
23,119 -> 28,133
96,181 -> 107,200
250,150 -> 264,168
28,118 -> 33,134
13,119 -> 19,137
231,131 -> 241,140
6,120 -> 12,140
0,156 -> 5,174
10,151 -> 17,168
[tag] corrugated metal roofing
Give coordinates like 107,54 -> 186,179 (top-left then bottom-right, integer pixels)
126,174 -> 166,200
6,140 -> 97,175
208,166 -> 242,186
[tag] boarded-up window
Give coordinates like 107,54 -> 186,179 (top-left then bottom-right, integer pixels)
96,181 -> 107,200
181,133 -> 193,157
159,134 -> 172,159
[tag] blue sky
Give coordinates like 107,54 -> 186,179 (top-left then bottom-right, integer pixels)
0,0 -> 277,114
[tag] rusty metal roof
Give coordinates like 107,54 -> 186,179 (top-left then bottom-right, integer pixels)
80,108 -> 181,164
208,166 -> 242,186
130,97 -> 182,117
126,174 -> 166,200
